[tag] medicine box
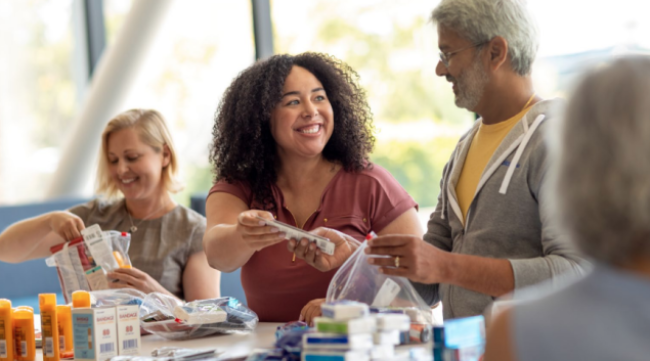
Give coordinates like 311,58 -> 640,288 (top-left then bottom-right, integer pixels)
116,305 -> 140,356
72,307 -> 117,361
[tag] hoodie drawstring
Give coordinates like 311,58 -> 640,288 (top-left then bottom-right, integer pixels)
499,114 -> 546,195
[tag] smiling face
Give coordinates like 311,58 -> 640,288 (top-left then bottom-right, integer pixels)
106,127 -> 170,202
269,66 -> 334,161
435,25 -> 490,111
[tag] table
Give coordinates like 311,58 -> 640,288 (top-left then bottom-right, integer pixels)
140,322 -> 282,360
35,322 -> 433,360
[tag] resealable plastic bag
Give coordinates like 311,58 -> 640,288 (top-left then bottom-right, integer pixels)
45,229 -> 132,302
326,241 -> 434,342
139,293 -> 258,340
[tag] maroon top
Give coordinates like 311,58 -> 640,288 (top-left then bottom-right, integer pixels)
208,165 -> 417,322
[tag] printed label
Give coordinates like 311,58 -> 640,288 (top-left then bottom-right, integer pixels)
372,278 -> 401,307
99,342 -> 115,354
20,341 -> 27,357
0,340 -> 6,358
44,337 -> 54,357
85,266 -> 109,290
72,313 -> 94,359
59,336 -> 65,352
122,339 -> 138,350
41,314 -> 55,357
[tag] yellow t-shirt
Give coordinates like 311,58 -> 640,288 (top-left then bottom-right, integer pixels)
455,107 -> 531,221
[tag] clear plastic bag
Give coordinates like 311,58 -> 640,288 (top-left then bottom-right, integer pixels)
139,293 -> 258,340
45,229 -> 132,302
91,289 -> 146,307
326,241 -> 433,327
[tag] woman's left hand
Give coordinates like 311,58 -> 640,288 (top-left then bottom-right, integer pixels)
287,227 -> 358,272
107,267 -> 169,295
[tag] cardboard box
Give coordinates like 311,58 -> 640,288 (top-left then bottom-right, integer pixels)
116,305 -> 140,356
72,307 -> 117,361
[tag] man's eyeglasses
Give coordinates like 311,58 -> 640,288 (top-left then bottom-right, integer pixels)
439,41 -> 489,68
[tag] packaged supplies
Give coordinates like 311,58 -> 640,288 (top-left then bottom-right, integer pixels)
139,294 -> 258,340
303,333 -> 373,351
172,304 -> 227,324
115,305 -> 140,356
13,307 -> 36,361
39,294 -> 60,361
325,239 -> 434,344
56,305 -> 74,359
320,301 -> 369,321
0,299 -> 13,361
71,307 -> 117,361
46,227 -> 132,303
313,317 -> 376,335
90,289 -> 145,308
72,291 -> 91,308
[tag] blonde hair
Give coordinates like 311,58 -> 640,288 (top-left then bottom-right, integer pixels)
96,109 -> 183,199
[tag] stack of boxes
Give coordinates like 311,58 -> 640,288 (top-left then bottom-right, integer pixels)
70,291 -> 141,361
432,315 -> 485,361
301,301 -> 412,361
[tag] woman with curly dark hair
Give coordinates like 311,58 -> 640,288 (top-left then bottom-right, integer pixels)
203,52 -> 422,322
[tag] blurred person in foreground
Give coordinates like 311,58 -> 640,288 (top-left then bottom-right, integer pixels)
364,0 -> 585,319
0,109 -> 220,301
203,52 -> 422,322
484,56 -> 650,360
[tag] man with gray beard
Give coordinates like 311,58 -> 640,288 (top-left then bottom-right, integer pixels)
365,0 -> 586,319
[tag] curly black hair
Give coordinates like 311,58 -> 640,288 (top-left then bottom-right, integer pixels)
210,52 -> 375,212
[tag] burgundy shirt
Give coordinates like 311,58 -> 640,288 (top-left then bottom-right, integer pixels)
208,165 -> 417,322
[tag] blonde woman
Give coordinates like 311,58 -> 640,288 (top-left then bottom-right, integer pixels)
0,109 -> 219,301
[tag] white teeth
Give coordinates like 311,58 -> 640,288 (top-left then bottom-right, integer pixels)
122,178 -> 135,184
298,125 -> 320,134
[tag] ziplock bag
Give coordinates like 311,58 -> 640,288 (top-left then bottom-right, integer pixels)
90,289 -> 146,307
45,227 -> 132,302
139,293 -> 258,340
326,241 -> 433,327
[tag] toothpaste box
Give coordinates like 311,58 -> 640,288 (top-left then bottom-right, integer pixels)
72,307 -> 117,361
116,305 -> 140,356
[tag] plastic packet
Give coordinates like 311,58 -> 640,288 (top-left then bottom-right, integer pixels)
45,228 -> 132,303
140,293 -> 258,340
108,347 -> 222,361
90,289 -> 145,307
326,241 -> 434,339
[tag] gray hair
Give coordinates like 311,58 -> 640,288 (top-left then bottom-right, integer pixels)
549,56 -> 650,264
431,0 -> 539,76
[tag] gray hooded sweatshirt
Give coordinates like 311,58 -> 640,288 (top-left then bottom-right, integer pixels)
414,98 -> 586,319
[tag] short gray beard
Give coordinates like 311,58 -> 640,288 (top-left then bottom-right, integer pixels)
453,56 -> 489,111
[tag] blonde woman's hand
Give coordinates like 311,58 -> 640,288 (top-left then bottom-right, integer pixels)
107,267 -> 168,295
49,211 -> 85,241
236,210 -> 287,251
287,227 -> 358,272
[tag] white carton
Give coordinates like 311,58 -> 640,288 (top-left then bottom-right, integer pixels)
72,307 -> 117,361
116,305 -> 140,356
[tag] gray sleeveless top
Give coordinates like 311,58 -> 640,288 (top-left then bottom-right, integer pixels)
513,263 -> 650,361
69,199 -> 206,300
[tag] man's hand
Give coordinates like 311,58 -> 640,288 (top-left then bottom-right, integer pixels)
365,234 -> 449,284
287,228 -> 358,272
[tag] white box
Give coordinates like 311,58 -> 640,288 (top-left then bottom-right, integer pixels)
116,305 -> 140,356
72,307 -> 117,361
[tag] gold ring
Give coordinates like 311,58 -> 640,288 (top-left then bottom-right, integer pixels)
394,256 -> 400,268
